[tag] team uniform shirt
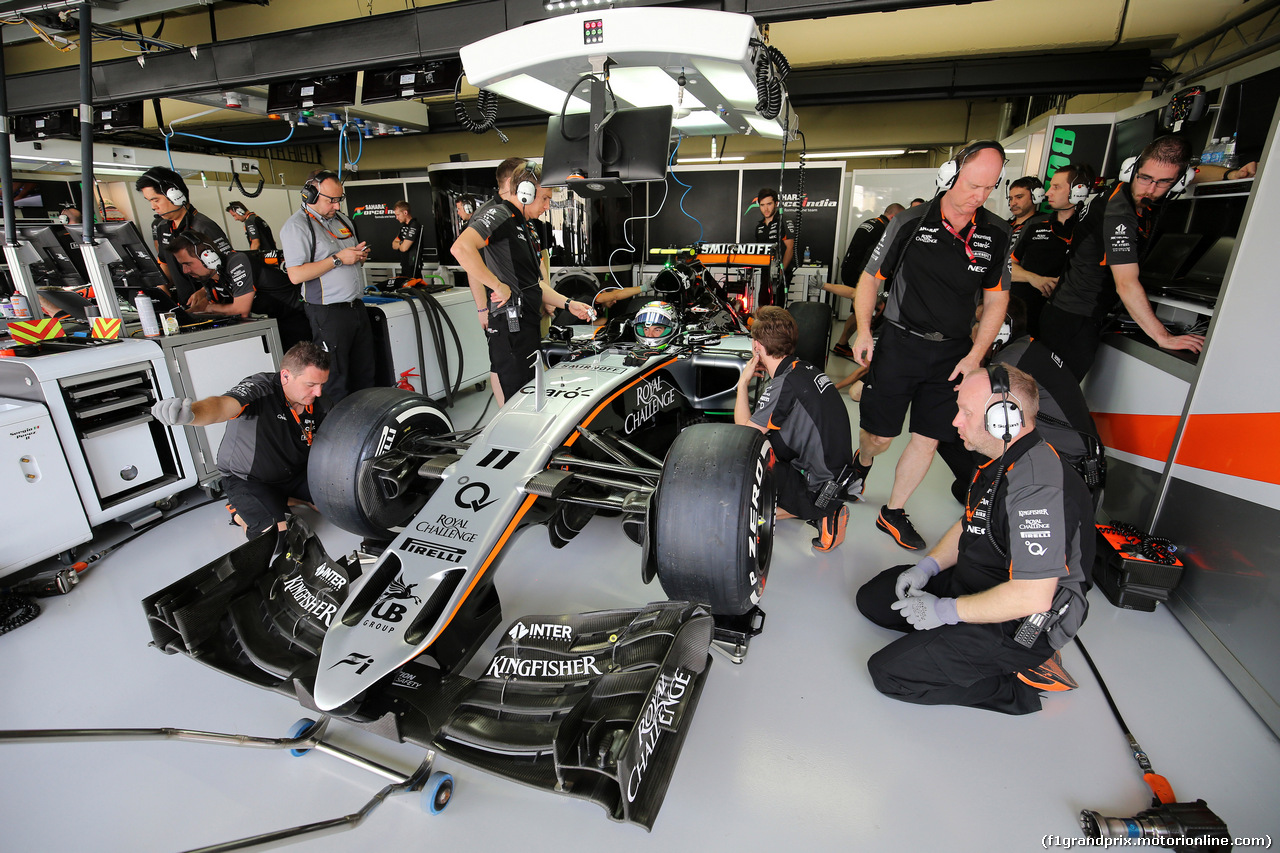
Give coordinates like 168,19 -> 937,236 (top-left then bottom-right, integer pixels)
1011,212 -> 1076,278
840,214 -> 889,285
279,206 -> 363,304
1050,183 -> 1152,319
956,430 -> 1094,648
466,199 -> 545,325
867,202 -> 1012,341
153,210 -> 234,303
216,371 -> 328,487
750,358 -> 854,491
396,217 -> 422,278
244,214 -> 276,252
755,215 -> 794,266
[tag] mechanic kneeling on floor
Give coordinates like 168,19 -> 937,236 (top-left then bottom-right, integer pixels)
151,342 -> 330,539
735,305 -> 854,552
856,364 -> 1094,714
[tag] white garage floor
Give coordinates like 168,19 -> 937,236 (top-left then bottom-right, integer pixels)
2,347 -> 1278,853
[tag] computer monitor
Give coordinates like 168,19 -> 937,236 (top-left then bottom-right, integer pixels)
542,105 -> 673,193
16,225 -> 88,287
95,221 -> 170,292
1183,236 -> 1235,288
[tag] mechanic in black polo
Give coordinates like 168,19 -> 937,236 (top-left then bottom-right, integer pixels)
1039,136 -> 1211,380
827,202 -> 905,358
135,166 -> 235,304
391,201 -> 423,280
1009,163 -> 1095,337
754,187 -> 794,305
226,201 -> 277,252
850,140 -> 1013,551
279,169 -> 372,404
151,342 -> 330,539
735,306 -> 854,552
451,158 -> 593,406
1006,175 -> 1042,238
856,363 -> 1094,714
169,230 -> 311,351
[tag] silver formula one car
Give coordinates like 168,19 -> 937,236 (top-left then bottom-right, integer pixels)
142,287 -> 814,829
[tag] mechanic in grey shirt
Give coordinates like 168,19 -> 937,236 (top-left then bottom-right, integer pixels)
280,169 -> 372,404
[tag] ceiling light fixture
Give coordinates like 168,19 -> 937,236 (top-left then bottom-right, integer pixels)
678,155 -> 745,163
800,149 -> 907,159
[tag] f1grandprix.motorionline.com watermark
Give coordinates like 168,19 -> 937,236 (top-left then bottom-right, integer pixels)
1042,835 -> 1272,849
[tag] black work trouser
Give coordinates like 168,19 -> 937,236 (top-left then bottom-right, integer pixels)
856,565 -> 1053,715
1038,303 -> 1100,382
304,300 -> 375,404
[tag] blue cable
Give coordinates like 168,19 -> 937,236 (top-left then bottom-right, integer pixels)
668,134 -> 703,243
163,121 -> 298,171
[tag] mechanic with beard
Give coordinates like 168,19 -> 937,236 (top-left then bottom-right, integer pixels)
169,230 -> 311,351
226,201 -> 276,252
1038,136 -> 1225,379
279,169 -> 372,404
1006,176 -> 1042,237
736,306 -> 854,552
1009,163 -> 1095,337
849,140 -> 1012,552
151,342 -> 330,539
135,166 -> 235,303
755,187 -> 794,304
856,363 -> 1094,714
451,158 -> 592,406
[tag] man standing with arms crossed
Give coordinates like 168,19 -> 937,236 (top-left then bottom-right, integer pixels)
850,141 -> 1013,550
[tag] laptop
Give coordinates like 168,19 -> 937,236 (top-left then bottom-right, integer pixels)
1143,233 -> 1202,289
1161,236 -> 1235,306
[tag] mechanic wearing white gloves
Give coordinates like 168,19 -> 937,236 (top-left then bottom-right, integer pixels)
451,158 -> 592,406
854,364 -> 1095,714
151,342 -> 330,539
735,306 -> 854,552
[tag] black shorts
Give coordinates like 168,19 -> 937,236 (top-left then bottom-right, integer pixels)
222,473 -> 311,539
486,319 -> 541,400
859,324 -> 970,442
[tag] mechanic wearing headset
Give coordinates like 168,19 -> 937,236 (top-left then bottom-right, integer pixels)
1009,163 -> 1096,337
456,194 -> 477,225
135,166 -> 235,304
1006,176 -> 1043,237
57,202 -> 82,226
279,169 -> 372,404
856,363 -> 1095,714
169,230 -> 311,352
226,201 -> 277,252
451,157 -> 593,406
391,201 -> 423,280
1039,136 -> 1257,380
849,140 -> 1013,552
151,342 -> 330,540
736,306 -> 854,552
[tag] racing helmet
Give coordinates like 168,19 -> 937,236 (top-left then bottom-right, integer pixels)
632,301 -> 680,350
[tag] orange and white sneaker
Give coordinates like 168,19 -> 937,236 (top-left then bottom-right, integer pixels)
1016,650 -> 1078,692
812,505 -> 849,552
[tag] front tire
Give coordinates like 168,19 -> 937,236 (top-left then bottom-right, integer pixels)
309,388 -> 453,540
653,424 -> 774,615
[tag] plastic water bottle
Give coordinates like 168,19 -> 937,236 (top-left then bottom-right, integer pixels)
1222,133 -> 1239,171
1204,138 -> 1223,165
135,291 -> 161,337
803,246 -> 811,265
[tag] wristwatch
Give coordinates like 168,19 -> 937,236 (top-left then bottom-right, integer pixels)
331,254 -> 344,268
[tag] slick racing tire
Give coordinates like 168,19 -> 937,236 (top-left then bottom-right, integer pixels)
653,423 -> 774,615
788,300 -> 833,371
309,388 -> 453,540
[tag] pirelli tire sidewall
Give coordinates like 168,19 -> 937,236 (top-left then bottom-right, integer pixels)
653,423 -> 775,615
308,387 -> 453,540
788,300 -> 833,371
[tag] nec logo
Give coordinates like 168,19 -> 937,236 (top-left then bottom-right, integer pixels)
967,264 -> 986,273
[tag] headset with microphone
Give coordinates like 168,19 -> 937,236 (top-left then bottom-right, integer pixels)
1008,178 -> 1045,206
171,232 -> 223,273
458,195 -> 476,215
1118,155 -> 1195,198
513,161 -> 540,206
140,167 -> 189,208
301,170 -> 341,206
55,203 -> 77,225
985,363 -> 1024,443
937,140 -> 1008,192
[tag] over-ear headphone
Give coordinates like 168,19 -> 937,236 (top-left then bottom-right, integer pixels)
938,141 -> 1008,191
985,364 -> 1024,442
172,232 -> 222,272
459,196 -> 475,215
56,213 -> 70,225
1069,181 -> 1092,205
1118,156 -> 1195,197
512,161 -> 540,206
301,170 -> 340,206
1030,185 -> 1045,205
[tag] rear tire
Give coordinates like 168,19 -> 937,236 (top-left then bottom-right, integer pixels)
309,388 -> 453,540
653,424 -> 774,615
789,301 -> 833,371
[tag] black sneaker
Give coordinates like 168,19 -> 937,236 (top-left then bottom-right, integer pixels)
1016,651 -> 1078,692
876,505 -> 925,550
846,451 -> 872,501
